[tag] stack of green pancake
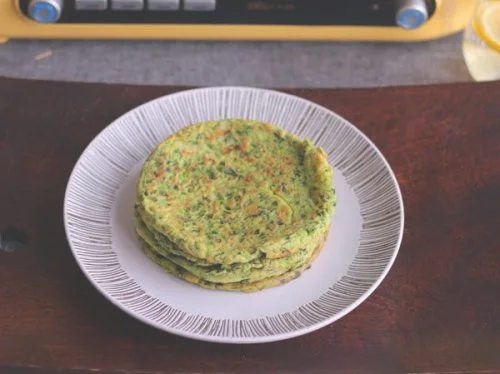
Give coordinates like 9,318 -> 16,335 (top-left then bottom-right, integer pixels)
134,119 -> 336,292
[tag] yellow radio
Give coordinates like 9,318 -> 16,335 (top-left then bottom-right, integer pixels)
0,0 -> 475,43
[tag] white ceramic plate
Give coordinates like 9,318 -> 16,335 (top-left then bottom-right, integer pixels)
64,87 -> 404,344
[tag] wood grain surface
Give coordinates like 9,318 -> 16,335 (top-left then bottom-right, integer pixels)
0,77 -> 499,374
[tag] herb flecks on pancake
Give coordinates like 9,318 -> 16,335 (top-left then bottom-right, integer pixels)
135,119 -> 336,291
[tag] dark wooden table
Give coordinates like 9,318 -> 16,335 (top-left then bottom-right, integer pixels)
1,77 -> 499,374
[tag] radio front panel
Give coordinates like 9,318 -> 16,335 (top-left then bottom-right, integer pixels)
0,0 -> 476,43
18,0 -> 436,28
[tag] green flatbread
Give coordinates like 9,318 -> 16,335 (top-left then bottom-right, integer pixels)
136,119 -> 335,266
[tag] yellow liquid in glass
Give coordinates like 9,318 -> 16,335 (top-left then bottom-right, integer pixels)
462,1 -> 500,81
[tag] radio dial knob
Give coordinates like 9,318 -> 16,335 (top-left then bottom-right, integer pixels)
396,0 -> 429,29
28,0 -> 64,24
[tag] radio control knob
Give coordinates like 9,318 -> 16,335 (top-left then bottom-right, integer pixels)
28,0 -> 64,24
395,0 -> 429,29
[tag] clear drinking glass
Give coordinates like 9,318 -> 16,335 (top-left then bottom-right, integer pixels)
462,0 -> 500,81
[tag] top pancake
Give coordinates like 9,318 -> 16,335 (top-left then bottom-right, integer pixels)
136,119 -> 335,265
